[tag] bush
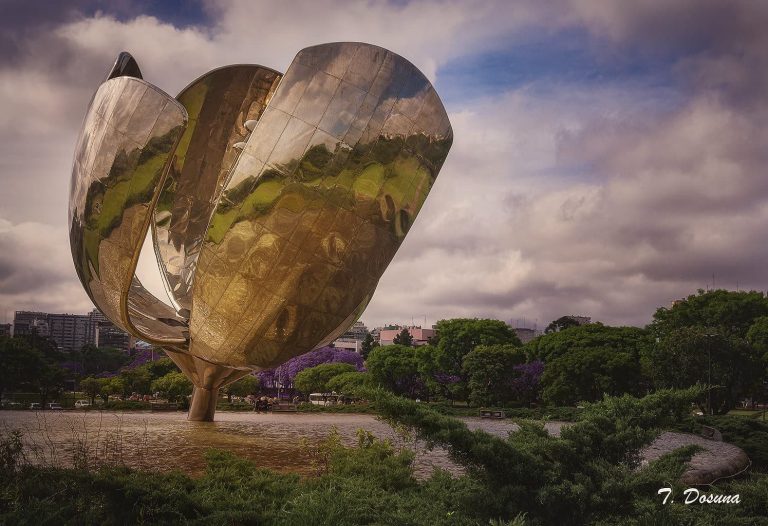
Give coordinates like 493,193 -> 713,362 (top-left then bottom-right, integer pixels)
2,389 -> 768,525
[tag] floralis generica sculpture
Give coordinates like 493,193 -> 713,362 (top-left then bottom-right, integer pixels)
69,43 -> 452,421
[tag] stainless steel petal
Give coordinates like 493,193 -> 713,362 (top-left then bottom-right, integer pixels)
152,65 -> 282,312
69,74 -> 189,345
189,42 -> 453,369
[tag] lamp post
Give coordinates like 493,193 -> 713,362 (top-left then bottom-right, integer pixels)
703,332 -> 717,415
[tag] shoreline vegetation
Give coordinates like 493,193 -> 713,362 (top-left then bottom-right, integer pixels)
1,389 -> 767,525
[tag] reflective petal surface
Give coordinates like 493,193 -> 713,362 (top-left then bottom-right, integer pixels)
153,65 -> 282,312
69,75 -> 189,345
190,42 -> 452,368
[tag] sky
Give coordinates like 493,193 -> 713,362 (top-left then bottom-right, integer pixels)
1,0 -> 767,330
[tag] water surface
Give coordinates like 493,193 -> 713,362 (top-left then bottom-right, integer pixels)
0,410 -> 559,478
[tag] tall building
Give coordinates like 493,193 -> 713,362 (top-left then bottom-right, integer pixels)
88,308 -> 132,351
13,311 -> 49,337
0,323 -> 11,337
48,313 -> 91,353
513,327 -> 538,344
333,321 -> 369,353
12,309 -> 132,352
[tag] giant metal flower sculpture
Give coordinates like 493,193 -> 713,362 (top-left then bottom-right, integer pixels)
70,43 -> 452,420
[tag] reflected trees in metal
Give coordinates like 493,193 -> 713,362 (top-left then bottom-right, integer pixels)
69,43 -> 452,421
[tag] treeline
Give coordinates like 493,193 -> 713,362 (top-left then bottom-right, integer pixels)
0,338 -> 138,407
298,289 -> 768,414
0,339 -> 260,407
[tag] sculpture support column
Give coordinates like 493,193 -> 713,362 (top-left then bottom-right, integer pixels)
188,386 -> 218,421
164,350 -> 250,422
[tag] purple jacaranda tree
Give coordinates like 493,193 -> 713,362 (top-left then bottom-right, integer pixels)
510,360 -> 544,404
122,348 -> 162,370
433,372 -> 462,385
394,374 -> 429,399
256,346 -> 364,390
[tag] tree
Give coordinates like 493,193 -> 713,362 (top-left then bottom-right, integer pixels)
462,344 -> 526,406
371,386 -> 703,526
509,360 -> 544,406
98,377 -> 126,402
143,357 -> 178,379
293,363 -> 357,394
256,346 -> 363,391
650,289 -> 768,339
360,333 -> 377,359
366,345 -> 427,398
120,368 -> 152,396
224,375 -> 259,402
76,344 -> 131,376
392,329 -> 413,347
37,362 -> 66,409
434,318 -> 521,375
412,345 -> 464,403
747,316 -> 768,368
545,316 -> 582,334
151,372 -> 192,402
326,371 -> 370,396
641,326 -> 764,414
529,324 -> 651,405
79,376 -> 101,405
0,336 -> 45,400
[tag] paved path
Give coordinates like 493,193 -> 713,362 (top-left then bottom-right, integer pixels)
639,431 -> 750,485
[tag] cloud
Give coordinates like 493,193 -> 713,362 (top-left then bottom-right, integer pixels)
1,0 -> 768,333
0,219 -> 92,317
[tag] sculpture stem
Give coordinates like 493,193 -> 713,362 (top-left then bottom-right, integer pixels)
188,386 -> 218,421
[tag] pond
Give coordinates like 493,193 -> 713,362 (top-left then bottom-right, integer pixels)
0,410 -> 565,478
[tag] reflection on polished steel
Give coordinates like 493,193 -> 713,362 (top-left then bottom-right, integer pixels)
70,43 -> 452,421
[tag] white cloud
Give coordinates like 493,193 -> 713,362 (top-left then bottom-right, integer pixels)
1,0 -> 768,334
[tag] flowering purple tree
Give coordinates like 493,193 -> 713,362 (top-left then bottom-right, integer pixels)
122,348 -> 163,370
509,360 -> 544,405
256,346 -> 364,392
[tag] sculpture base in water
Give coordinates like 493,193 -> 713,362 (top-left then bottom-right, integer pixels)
189,387 -> 219,422
165,349 -> 250,422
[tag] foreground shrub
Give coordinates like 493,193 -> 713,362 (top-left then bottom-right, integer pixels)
1,388 -> 767,525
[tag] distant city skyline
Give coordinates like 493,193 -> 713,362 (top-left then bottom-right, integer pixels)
1,1 -> 767,328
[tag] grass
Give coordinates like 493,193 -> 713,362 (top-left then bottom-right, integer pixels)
727,408 -> 767,419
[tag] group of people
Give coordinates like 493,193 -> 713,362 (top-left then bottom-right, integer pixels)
251,395 -> 279,412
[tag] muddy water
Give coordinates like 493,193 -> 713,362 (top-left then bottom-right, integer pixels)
0,411 -> 565,478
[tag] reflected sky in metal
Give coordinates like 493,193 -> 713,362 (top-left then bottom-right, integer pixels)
152,65 -> 282,314
70,43 -> 452,374
69,74 -> 188,346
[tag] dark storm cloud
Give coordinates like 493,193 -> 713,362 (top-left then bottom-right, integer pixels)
0,0 -> 211,66
0,1 -> 109,64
